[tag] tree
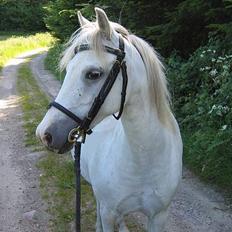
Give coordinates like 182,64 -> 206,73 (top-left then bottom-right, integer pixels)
0,0 -> 48,31
44,0 -> 85,41
44,0 -> 232,57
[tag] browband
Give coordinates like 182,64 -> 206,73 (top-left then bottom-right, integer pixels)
74,44 -> 125,58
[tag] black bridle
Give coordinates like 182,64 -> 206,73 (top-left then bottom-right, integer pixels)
48,36 -> 128,232
48,36 -> 127,137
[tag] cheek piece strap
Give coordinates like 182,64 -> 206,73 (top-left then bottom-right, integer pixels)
48,36 -> 128,138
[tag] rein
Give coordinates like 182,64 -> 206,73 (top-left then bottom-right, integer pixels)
48,36 -> 128,232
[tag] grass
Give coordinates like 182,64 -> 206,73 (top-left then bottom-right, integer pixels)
38,154 -> 97,232
17,58 -> 50,150
0,32 -> 55,70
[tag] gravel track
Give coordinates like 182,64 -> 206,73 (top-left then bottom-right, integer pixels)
0,49 -> 49,232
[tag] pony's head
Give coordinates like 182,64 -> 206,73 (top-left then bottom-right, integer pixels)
36,8 -> 172,153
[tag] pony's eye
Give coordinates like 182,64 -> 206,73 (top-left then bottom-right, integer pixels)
86,70 -> 102,80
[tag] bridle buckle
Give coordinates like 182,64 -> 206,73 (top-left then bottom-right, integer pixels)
68,127 -> 86,144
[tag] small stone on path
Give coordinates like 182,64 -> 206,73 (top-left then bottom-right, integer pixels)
23,210 -> 36,221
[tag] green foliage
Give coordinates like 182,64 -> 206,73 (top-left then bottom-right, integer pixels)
168,39 -> 232,130
43,0 -> 232,57
43,0 -> 180,44
0,0 -> 48,31
153,0 -> 209,57
44,0 -> 82,41
184,130 -> 232,189
153,0 -> 232,57
44,42 -> 65,81
167,39 -> 232,190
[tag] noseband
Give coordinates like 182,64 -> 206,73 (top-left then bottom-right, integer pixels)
48,36 -> 128,142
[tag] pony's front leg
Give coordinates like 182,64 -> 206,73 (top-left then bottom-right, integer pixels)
99,203 -> 116,232
147,209 -> 168,232
96,201 -> 103,232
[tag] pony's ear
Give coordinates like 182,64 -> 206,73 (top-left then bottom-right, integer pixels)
95,7 -> 112,39
77,11 -> 90,27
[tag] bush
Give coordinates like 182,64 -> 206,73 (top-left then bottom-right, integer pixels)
167,39 -> 232,189
44,42 -> 65,81
44,0 -> 232,57
44,0 -> 82,41
184,130 -> 232,189
168,39 -> 232,130
153,0 -> 232,57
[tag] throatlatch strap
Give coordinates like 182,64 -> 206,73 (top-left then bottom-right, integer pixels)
113,60 -> 128,120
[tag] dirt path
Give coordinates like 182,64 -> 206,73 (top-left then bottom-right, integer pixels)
166,168 -> 231,231
0,49 -> 49,232
31,52 -> 232,232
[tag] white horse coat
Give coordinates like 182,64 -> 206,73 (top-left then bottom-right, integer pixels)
36,8 -> 182,232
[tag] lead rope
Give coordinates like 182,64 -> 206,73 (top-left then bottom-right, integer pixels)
68,128 -> 86,232
74,141 -> 81,232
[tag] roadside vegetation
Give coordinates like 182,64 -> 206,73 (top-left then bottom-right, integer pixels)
167,42 -> 232,191
44,42 -> 65,82
17,59 -> 50,150
0,32 -> 55,70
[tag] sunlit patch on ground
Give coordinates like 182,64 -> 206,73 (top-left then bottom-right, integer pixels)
0,95 -> 21,109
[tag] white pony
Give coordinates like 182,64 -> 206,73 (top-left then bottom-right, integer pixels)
36,8 -> 182,232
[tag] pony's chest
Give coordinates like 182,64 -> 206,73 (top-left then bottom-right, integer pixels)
92,175 -> 165,216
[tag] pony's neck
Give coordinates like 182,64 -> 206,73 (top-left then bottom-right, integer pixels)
121,87 -> 169,170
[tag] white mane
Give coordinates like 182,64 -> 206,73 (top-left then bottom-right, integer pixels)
60,21 -> 174,130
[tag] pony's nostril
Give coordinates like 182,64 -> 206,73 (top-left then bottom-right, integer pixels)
43,132 -> 53,145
